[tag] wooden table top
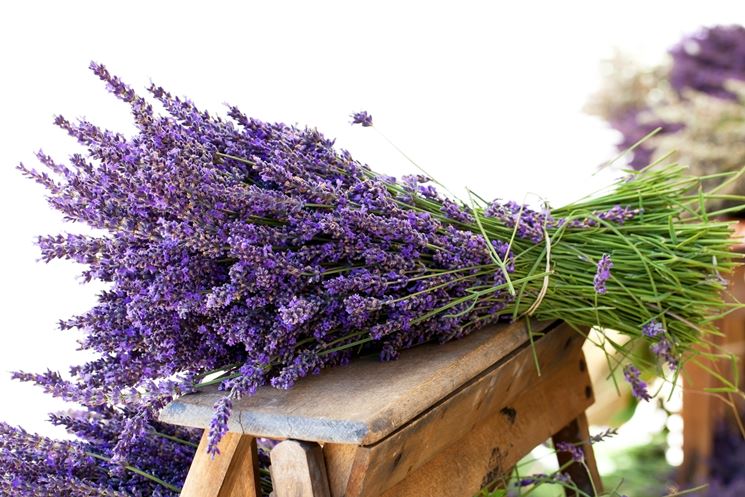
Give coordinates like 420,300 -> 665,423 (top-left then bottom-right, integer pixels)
159,319 -> 557,445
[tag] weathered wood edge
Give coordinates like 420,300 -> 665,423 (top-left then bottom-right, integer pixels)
327,322 -> 582,497
159,319 -> 556,445
160,402 -> 371,444
377,349 -> 595,497
270,440 -> 331,497
180,431 -> 261,497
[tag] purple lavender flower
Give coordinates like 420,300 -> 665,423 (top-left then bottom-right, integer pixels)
570,205 -> 642,228
484,200 -> 559,243
278,296 -> 319,330
642,319 -> 664,338
516,472 -> 571,487
1,408 -> 200,497
555,441 -> 585,462
350,111 -> 373,127
651,338 -> 679,370
642,320 -> 678,370
593,253 -> 613,294
589,427 -> 618,444
207,396 -> 233,457
441,199 -> 474,224
596,205 -> 641,224
669,25 -> 745,99
623,364 -> 652,401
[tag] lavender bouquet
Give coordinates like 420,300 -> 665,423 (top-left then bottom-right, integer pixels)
5,63 -> 743,495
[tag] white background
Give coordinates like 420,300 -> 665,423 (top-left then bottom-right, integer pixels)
1,2 -> 743,438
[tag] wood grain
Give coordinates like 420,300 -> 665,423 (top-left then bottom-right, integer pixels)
180,431 -> 261,497
329,322 -> 583,497
160,320 -> 555,444
680,256 -> 745,485
377,349 -> 595,497
322,444 -> 359,497
270,440 -> 331,497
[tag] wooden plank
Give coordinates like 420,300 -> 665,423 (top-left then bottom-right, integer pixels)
680,344 -> 716,485
328,323 -> 584,497
160,319 -> 556,445
552,412 -> 602,496
322,444 -> 359,497
181,431 -> 261,497
270,440 -> 331,497
376,348 -> 595,497
680,261 -> 745,484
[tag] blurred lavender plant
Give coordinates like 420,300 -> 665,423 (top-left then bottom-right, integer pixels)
588,25 -> 745,211
669,25 -> 745,99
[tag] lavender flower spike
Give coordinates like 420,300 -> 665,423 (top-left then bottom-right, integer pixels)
593,253 -> 613,294
207,395 -> 233,457
642,319 -> 664,338
555,441 -> 584,462
623,364 -> 652,401
651,338 -> 679,371
642,320 -> 679,370
351,110 -> 373,127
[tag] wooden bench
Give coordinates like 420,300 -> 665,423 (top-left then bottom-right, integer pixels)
160,320 -> 602,497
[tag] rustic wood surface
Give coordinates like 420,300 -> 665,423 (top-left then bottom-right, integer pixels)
324,322 -> 583,497
159,319 -> 555,445
180,431 -> 261,497
375,348 -> 595,497
270,440 -> 331,497
680,250 -> 745,484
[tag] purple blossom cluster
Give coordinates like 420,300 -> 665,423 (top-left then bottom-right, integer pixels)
555,441 -> 584,462
589,427 -> 618,444
623,364 -> 652,402
650,338 -> 678,371
642,320 -> 678,370
641,320 -> 664,338
484,200 -> 559,243
350,111 -> 373,127
669,25 -> 745,100
590,205 -> 642,225
605,25 -> 745,168
16,63 -> 525,459
593,254 -> 613,295
0,407 -> 199,497
516,472 -> 571,487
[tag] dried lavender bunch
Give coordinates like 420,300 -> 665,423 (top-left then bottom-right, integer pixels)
0,407 -> 198,497
14,63 -> 741,465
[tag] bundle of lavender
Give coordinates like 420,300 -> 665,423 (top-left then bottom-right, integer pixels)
10,63 -> 742,482
0,409 -> 199,497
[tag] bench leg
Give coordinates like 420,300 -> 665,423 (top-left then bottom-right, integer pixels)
270,440 -> 332,497
551,412 -> 602,496
181,431 -> 262,497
